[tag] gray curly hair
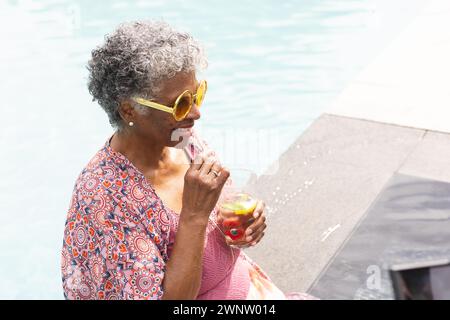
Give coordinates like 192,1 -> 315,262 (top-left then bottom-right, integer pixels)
87,20 -> 208,130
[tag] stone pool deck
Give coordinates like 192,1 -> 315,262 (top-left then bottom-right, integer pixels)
244,0 -> 450,296
245,114 -> 450,294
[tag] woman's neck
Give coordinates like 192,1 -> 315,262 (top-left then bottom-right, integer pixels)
110,129 -> 175,174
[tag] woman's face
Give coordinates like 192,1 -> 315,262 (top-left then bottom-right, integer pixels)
131,71 -> 201,147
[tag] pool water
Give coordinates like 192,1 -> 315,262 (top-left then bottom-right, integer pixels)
0,0 -> 424,299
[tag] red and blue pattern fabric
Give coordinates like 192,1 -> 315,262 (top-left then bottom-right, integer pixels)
61,136 -> 168,300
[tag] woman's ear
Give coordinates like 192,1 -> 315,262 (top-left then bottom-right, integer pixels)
118,100 -> 135,123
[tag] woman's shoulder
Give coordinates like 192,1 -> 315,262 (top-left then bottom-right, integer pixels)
69,139 -> 161,215
69,142 -> 126,204
75,137 -> 136,183
67,146 -> 136,228
73,147 -> 109,184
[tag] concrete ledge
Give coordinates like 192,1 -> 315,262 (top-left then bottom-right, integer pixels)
244,114 -> 426,292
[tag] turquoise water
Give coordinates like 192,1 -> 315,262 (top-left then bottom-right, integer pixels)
0,0 -> 424,299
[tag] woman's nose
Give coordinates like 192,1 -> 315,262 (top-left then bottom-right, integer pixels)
187,103 -> 201,121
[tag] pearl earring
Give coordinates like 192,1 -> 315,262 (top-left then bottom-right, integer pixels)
129,121 -> 134,127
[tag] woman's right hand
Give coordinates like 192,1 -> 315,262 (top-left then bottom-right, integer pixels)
181,151 -> 230,224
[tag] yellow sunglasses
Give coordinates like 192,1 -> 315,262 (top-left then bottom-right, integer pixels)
132,80 -> 207,121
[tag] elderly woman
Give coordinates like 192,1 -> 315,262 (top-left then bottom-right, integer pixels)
61,20 -> 313,300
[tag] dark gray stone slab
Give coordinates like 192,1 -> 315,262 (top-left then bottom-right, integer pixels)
309,173 -> 450,299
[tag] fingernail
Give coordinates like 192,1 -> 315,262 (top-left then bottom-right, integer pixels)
251,242 -> 257,246
246,229 -> 253,236
253,212 -> 260,219
246,236 -> 253,242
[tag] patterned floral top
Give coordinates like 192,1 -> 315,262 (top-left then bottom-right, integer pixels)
61,130 -> 312,300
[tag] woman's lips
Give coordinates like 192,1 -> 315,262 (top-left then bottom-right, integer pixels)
177,123 -> 194,129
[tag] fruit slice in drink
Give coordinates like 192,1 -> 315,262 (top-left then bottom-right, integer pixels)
219,193 -> 257,241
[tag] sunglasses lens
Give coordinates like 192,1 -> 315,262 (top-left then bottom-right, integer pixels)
174,91 -> 192,121
195,81 -> 207,107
